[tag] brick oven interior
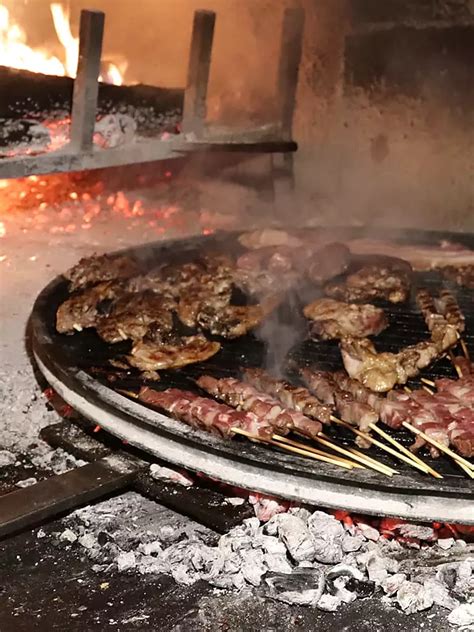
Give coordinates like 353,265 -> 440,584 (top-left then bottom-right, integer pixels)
0,1 -> 473,630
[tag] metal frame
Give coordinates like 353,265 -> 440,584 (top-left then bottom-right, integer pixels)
0,8 -> 304,180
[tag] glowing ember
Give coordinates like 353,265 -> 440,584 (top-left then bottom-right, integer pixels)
0,220 -> 5,237
0,3 -> 124,85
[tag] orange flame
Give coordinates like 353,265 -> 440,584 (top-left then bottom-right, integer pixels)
0,3 -> 124,85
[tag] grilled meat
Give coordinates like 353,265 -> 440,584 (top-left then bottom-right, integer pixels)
440,265 -> 474,289
347,238 -> 474,270
340,317 -> 459,392
139,386 -> 273,439
128,335 -> 221,371
417,288 -> 465,334
235,246 -> 304,296
56,281 -> 122,334
177,285 -> 232,328
303,298 -> 388,340
306,243 -> 351,285
242,367 -> 332,423
325,262 -> 411,304
299,368 -> 378,431
197,375 -> 323,439
96,292 -> 175,344
435,289 -> 465,333
65,254 -> 140,291
238,228 -> 304,250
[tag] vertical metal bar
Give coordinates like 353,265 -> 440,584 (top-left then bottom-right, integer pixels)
277,8 -> 305,138
70,10 -> 105,152
182,10 -> 216,136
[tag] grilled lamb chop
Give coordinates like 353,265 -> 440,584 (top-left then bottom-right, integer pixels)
95,292 -> 175,344
56,281 -> 122,334
325,261 -> 411,304
238,228 -> 304,250
306,243 -> 351,285
242,368 -> 332,423
65,254 -> 140,291
303,298 -> 388,340
128,334 -> 221,371
197,375 -> 323,439
139,386 -> 273,439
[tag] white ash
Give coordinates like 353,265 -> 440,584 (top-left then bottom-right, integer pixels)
15,477 -> 37,488
149,463 -> 194,487
54,493 -> 472,624
0,449 -> 16,467
448,604 -> 474,628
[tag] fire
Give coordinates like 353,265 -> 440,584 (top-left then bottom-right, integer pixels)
0,3 -> 124,85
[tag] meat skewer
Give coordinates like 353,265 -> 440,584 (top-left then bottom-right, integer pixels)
139,386 -> 274,439
242,368 -> 332,423
138,387 -> 360,471
196,375 -> 322,439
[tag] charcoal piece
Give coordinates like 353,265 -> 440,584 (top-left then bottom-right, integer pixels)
262,568 -> 325,606
345,577 -> 376,598
396,581 -> 434,614
264,514 -> 315,563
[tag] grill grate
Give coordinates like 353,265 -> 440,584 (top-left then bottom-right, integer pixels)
31,228 -> 474,495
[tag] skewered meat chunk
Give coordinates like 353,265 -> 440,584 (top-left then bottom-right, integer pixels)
416,288 -> 465,334
65,254 -> 140,291
128,335 -> 221,371
139,387 -> 273,439
95,292 -> 175,344
56,281 -> 122,334
439,264 -> 474,289
303,298 -> 388,340
197,375 -> 323,439
242,368 -> 332,423
325,262 -> 411,304
299,368 -> 378,431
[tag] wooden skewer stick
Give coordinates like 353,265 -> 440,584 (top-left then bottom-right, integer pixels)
460,338 -> 470,361
117,389 -> 139,398
457,461 -> 474,479
402,421 -> 474,472
272,434 -> 361,469
314,433 -> 396,475
347,448 -> 397,476
368,423 -> 443,479
404,386 -> 412,394
448,350 -> 463,378
422,385 -> 435,395
331,416 -> 432,473
421,377 -> 436,388
231,427 -> 354,470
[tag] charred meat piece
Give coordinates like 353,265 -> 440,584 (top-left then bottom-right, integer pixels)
306,243 -> 351,285
242,368 -> 332,424
65,254 -> 140,291
235,246 -> 305,296
177,285 -> 232,328
139,386 -> 273,439
96,292 -> 175,344
325,261 -> 411,304
197,375 -> 323,439
56,281 -> 122,334
303,298 -> 388,340
440,265 -> 474,289
196,295 -> 282,339
128,334 -> 221,371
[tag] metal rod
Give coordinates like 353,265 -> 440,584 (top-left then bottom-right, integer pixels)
70,10 -> 105,152
277,7 -> 305,138
182,10 -> 216,136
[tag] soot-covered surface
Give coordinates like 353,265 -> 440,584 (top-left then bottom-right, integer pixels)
30,228 -> 474,506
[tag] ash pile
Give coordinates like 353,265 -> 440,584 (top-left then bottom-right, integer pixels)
56,491 -> 473,628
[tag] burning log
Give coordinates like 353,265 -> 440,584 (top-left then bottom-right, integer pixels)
0,65 -> 183,131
